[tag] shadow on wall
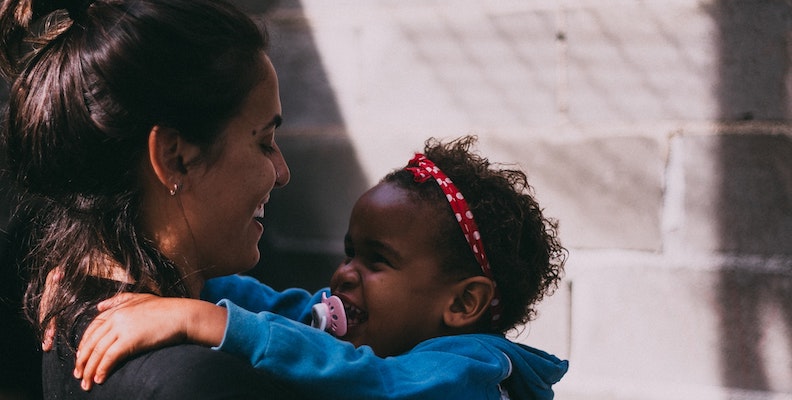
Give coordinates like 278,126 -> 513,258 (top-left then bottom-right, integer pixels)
235,0 -> 370,291
710,1 -> 792,392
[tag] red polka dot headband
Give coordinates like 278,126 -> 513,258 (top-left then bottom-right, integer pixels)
405,154 -> 503,326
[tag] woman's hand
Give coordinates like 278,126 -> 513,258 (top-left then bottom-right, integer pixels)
74,293 -> 228,391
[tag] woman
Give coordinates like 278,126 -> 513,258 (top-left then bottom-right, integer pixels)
0,0 -> 295,398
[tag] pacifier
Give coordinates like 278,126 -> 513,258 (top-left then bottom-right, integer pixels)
311,293 -> 347,337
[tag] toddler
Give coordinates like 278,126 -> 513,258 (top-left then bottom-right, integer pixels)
74,136 -> 569,399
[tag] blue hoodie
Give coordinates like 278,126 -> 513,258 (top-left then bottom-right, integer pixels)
203,275 -> 568,400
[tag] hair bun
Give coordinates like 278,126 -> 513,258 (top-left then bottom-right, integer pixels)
64,0 -> 95,23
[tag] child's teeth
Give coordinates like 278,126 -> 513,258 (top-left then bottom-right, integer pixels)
344,305 -> 368,324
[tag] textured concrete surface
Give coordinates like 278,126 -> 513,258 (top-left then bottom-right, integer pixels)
253,0 -> 792,398
2,0 -> 791,399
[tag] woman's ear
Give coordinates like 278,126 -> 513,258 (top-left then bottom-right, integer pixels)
147,126 -> 200,191
443,276 -> 495,329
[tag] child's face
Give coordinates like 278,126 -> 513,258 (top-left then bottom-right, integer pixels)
330,181 -> 459,357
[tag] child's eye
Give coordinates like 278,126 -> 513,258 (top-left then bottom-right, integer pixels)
366,254 -> 391,270
343,245 -> 354,261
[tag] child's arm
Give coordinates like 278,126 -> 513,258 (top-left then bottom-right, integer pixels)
202,274 -> 326,322
75,278 -> 327,391
78,295 -> 514,398
73,293 -> 227,391
215,300 -> 513,399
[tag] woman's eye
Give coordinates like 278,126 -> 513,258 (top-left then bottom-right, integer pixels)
260,143 -> 276,153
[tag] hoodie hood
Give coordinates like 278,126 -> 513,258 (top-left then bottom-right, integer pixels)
471,334 -> 569,400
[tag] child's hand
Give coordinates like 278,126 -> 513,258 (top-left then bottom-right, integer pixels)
74,293 -> 226,391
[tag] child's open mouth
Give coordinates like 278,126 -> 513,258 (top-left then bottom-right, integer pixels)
344,304 -> 368,326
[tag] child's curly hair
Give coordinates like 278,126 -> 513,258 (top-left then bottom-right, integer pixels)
384,136 -> 567,333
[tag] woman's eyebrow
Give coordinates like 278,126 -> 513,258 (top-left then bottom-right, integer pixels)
267,114 -> 283,129
254,114 -> 283,136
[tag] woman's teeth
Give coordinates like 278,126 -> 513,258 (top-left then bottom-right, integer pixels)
254,204 -> 265,219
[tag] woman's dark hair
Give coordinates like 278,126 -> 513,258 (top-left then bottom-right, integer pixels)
0,0 -> 269,338
384,136 -> 567,333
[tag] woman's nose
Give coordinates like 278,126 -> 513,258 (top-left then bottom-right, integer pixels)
273,145 -> 290,187
274,164 -> 290,187
330,261 -> 360,293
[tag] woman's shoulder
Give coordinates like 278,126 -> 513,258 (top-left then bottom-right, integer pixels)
43,308 -> 299,399
45,341 -> 297,399
110,343 -> 296,399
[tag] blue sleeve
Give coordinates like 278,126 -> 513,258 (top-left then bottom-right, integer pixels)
215,300 -> 511,400
202,275 -> 328,323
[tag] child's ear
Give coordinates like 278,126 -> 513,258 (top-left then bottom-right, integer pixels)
147,126 -> 201,191
444,276 -> 495,329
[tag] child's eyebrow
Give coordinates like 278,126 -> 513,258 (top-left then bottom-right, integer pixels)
364,238 -> 403,266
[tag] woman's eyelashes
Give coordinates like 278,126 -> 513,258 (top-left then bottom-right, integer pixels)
256,131 -> 277,154
255,117 -> 281,154
259,142 -> 276,153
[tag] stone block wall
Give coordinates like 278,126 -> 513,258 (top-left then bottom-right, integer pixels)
1,0 -> 789,398
251,0 -> 792,398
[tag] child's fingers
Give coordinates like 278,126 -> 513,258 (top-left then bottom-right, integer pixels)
76,293 -> 148,378
97,292 -> 139,312
90,339 -> 131,385
47,267 -> 64,284
78,329 -> 120,391
81,292 -> 150,363
74,318 -> 109,379
42,320 -> 56,351
75,311 -> 119,379
39,268 -> 64,321
81,377 -> 93,392
39,268 -> 64,351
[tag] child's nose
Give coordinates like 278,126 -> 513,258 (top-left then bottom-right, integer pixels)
330,261 -> 360,293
